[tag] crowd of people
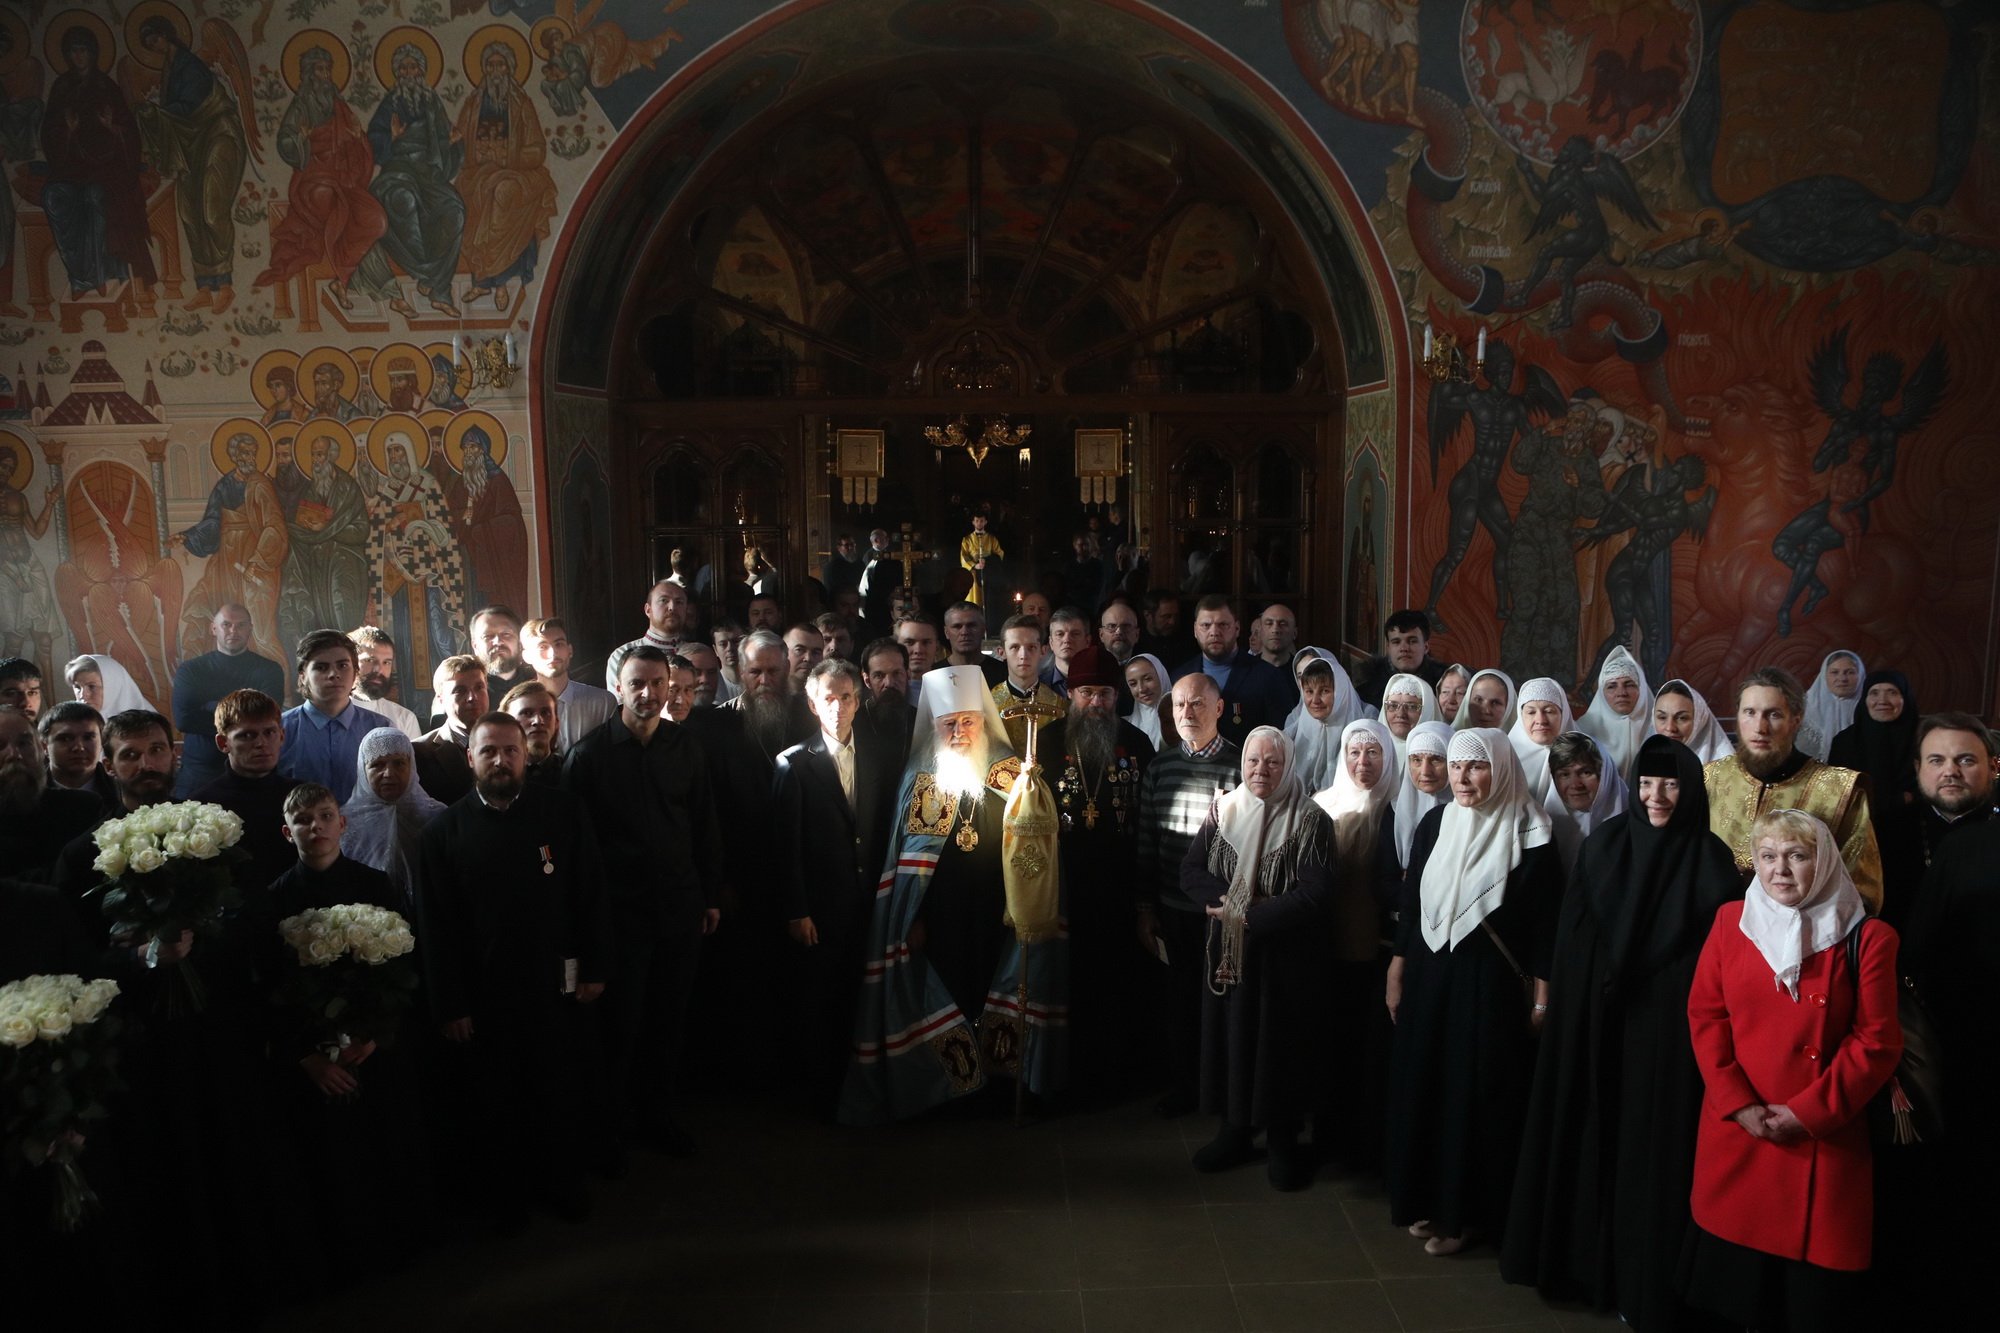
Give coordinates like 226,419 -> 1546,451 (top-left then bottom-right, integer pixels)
0,575 -> 1993,1330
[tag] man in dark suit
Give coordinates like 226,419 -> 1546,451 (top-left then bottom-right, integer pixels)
1172,594 -> 1290,746
413,654 -> 486,806
773,657 -> 898,1115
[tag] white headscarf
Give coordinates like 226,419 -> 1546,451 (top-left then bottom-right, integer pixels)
1393,720 -> 1453,867
1419,727 -> 1552,952
1508,676 -> 1576,804
1543,731 -> 1629,867
1437,662 -> 1472,726
1314,717 -> 1397,821
1210,726 -> 1319,991
1738,810 -> 1866,998
1799,649 -> 1865,761
1454,667 -> 1517,735
1286,647 -> 1371,793
1381,671 -> 1442,770
1125,652 -> 1170,748
1577,646 -> 1654,780
340,728 -> 446,900
66,653 -> 155,714
1654,679 -> 1734,763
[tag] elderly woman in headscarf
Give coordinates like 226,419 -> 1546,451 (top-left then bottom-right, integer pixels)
65,653 -> 156,715
1577,646 -> 1653,782
1652,678 -> 1734,764
1123,652 -> 1174,749
1798,649 -> 1866,761
340,728 -> 446,911
1503,736 -> 1738,1328
1828,668 -> 1919,815
1454,667 -> 1516,734
1506,677 -> 1575,803
1541,731 -> 1628,873
1385,728 -> 1563,1256
1183,725 -> 1336,1191
1380,671 -> 1442,770
1436,663 -> 1472,726
1285,647 -> 1371,793
1681,809 -> 1901,1333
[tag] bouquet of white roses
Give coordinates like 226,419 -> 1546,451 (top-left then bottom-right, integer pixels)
94,801 -> 248,1014
0,974 -> 123,1232
275,905 -> 420,1067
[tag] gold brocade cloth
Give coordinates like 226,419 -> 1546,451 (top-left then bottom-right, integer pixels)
1001,758 -> 1061,943
1702,754 -> 1884,913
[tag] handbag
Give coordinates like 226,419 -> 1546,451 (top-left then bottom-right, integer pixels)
1843,923 -> 1944,1146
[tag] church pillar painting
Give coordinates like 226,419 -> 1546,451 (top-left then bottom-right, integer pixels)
0,0 -> 1990,719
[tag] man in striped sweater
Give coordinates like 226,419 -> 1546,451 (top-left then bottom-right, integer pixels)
1134,672 -> 1240,1117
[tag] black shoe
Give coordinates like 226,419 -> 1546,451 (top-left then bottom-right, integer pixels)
1192,1122 -> 1257,1173
1155,1089 -> 1197,1119
1266,1134 -> 1314,1192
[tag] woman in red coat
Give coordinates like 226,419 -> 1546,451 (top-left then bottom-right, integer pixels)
1684,808 -> 1901,1332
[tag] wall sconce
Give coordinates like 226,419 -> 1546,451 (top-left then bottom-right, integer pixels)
455,334 -> 518,391
833,428 -> 885,508
1075,427 -> 1123,507
1420,322 -> 1485,384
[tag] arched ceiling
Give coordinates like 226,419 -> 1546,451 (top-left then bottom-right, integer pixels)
545,0 -> 1390,395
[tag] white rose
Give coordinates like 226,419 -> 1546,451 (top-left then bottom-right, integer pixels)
93,818 -> 126,852
0,1012 -> 35,1048
129,847 -> 166,874
186,829 -> 220,859
36,1009 -> 72,1040
357,942 -> 387,965
306,939 -> 340,964
122,833 -> 155,862
94,848 -> 128,878
161,832 -> 188,859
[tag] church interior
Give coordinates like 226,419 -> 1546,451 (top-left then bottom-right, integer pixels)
4,0 -> 1997,1328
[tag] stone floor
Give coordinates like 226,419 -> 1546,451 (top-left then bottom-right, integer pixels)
279,1092 -> 1624,1333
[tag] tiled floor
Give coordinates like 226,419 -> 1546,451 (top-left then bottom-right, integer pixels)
279,1094 -> 1624,1332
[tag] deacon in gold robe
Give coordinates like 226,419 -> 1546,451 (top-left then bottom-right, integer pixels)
1703,667 -> 1883,912
959,512 -> 1004,608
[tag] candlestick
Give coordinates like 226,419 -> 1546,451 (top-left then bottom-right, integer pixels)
1476,326 -> 1487,361
1422,324 -> 1433,360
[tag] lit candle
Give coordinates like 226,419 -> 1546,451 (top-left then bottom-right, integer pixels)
1422,324 -> 1433,360
1476,326 -> 1487,361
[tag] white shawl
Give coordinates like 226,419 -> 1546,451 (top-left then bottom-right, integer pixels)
1577,646 -> 1654,781
1738,811 -> 1866,998
1419,728 -> 1552,952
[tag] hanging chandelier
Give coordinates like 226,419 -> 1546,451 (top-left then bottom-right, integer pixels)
924,412 -> 1031,469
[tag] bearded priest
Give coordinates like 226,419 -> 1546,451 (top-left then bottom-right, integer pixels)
841,664 -> 1069,1123
1040,641 -> 1155,1101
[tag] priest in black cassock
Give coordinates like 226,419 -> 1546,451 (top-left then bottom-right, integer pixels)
563,647 -> 724,1156
1503,736 -> 1737,1327
773,657 -> 898,1114
0,705 -> 103,883
262,782 -> 430,1261
192,689 -> 298,892
1041,641 -> 1153,1102
419,712 -> 610,1226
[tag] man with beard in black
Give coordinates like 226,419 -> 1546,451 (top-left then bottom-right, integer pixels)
857,637 -> 915,765
1038,643 -> 1155,1102
0,705 -> 105,882
422,713 -> 609,1226
683,629 -> 807,1087
55,707 -> 304,1322
471,606 -> 531,706
563,648 -> 722,1156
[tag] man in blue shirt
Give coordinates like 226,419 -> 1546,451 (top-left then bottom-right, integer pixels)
281,628 -> 391,804
172,603 -> 285,796
1171,595 -> 1290,746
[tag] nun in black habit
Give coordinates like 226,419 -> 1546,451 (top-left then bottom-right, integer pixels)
1385,726 -> 1564,1255
1502,735 -> 1738,1328
1183,725 -> 1337,1191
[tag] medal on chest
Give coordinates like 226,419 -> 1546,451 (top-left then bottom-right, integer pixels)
955,821 -> 979,852
539,844 -> 555,875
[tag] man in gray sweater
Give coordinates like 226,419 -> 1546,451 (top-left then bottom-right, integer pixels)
1134,672 -> 1240,1117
